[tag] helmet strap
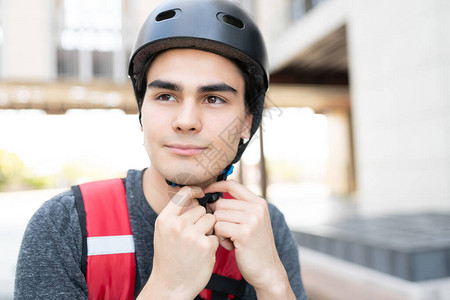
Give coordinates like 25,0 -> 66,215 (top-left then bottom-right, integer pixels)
165,165 -> 234,207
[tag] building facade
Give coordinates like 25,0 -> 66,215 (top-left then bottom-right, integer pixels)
260,0 -> 450,215
1,0 -> 449,213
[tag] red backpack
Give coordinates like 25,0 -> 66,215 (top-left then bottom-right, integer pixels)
72,178 -> 247,300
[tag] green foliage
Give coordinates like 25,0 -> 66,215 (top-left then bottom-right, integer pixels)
0,150 -> 55,191
0,150 -> 126,192
23,175 -> 55,190
0,150 -> 26,191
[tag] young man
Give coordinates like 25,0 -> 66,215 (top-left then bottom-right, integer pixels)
15,0 -> 307,299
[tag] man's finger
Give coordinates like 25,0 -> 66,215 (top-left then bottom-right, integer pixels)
214,222 -> 237,251
194,213 -> 216,235
214,209 -> 246,224
214,221 -> 239,241
219,238 -> 234,251
180,204 -> 206,223
208,198 -> 251,213
162,186 -> 204,217
207,234 -> 220,250
204,180 -> 258,203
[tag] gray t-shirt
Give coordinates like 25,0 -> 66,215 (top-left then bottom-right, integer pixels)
15,169 -> 307,299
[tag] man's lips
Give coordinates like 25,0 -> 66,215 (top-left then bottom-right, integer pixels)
165,144 -> 207,156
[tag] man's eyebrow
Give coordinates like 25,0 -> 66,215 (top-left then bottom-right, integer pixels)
197,83 -> 238,94
148,80 -> 182,92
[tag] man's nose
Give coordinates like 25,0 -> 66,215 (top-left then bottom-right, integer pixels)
172,100 -> 202,133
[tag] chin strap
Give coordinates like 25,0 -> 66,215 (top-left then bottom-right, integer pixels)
165,165 -> 234,207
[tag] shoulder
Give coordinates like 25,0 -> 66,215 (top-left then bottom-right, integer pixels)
16,190 -> 88,298
31,190 -> 77,225
24,189 -> 80,243
266,201 -> 298,256
266,203 -> 307,300
267,201 -> 288,229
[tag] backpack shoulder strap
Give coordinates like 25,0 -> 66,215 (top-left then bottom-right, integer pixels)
72,178 -> 136,300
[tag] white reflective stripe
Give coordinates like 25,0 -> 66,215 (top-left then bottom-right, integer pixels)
87,235 -> 135,256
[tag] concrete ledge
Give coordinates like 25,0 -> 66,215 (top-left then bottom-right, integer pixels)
298,246 -> 450,300
293,212 -> 450,282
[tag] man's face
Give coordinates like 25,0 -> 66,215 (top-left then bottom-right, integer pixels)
141,49 -> 252,186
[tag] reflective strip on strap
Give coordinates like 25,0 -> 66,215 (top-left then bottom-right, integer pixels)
87,235 -> 135,256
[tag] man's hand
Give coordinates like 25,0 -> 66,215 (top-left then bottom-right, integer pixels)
205,180 -> 295,299
138,186 -> 219,300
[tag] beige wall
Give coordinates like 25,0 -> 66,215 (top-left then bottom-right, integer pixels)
348,0 -> 450,214
261,0 -> 450,213
2,0 -> 55,81
129,0 -> 165,39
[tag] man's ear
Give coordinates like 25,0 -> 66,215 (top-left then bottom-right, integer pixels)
241,113 -> 253,140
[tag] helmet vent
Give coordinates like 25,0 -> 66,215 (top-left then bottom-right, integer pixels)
155,9 -> 181,22
217,12 -> 244,29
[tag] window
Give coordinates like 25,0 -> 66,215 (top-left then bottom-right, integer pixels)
57,0 -> 123,80
93,51 -> 113,79
57,49 -> 78,79
291,0 -> 307,20
312,0 -> 326,7
291,0 -> 326,21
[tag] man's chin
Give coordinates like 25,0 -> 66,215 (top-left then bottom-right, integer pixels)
154,158 -> 225,187
164,171 -> 217,188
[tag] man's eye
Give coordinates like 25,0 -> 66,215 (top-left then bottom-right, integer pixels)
204,96 -> 225,104
156,94 -> 176,101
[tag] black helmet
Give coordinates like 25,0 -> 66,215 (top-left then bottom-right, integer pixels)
128,0 -> 269,189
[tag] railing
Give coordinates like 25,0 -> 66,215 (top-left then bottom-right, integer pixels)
0,80 -> 136,114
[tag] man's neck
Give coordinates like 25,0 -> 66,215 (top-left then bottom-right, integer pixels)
142,166 -> 216,214
142,166 -> 172,214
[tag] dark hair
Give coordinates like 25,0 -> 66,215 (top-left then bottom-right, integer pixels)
135,54 -> 158,122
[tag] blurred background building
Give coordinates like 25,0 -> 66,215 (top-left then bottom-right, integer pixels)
1,0 -> 449,299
